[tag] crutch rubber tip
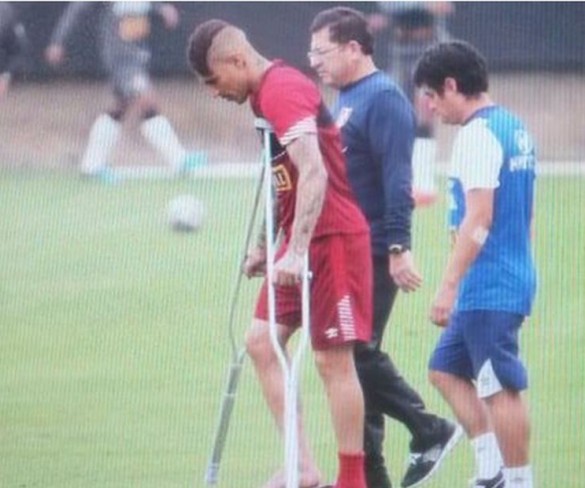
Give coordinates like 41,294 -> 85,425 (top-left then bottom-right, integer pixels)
204,463 -> 219,485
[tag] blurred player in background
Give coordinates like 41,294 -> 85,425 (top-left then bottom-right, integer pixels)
0,2 -> 28,100
415,41 -> 536,488
309,8 -> 461,488
189,19 -> 374,488
369,2 -> 454,206
45,2 -> 206,181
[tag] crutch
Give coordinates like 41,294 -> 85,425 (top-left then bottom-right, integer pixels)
256,117 -> 311,488
204,160 -> 265,486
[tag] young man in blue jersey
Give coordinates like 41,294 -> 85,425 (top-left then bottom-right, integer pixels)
309,8 -> 462,488
414,41 -> 537,488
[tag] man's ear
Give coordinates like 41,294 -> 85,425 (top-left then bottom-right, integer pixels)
348,40 -> 362,57
444,77 -> 458,94
230,52 -> 247,70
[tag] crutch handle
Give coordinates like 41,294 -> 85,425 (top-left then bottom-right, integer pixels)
254,117 -> 273,132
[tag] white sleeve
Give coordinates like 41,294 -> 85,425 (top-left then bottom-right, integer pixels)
279,116 -> 317,147
451,119 -> 503,191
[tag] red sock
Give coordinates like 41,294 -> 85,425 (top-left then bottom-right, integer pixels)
336,451 -> 366,488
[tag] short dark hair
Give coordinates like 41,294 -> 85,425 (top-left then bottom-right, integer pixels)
414,40 -> 489,96
310,7 -> 374,56
187,19 -> 231,77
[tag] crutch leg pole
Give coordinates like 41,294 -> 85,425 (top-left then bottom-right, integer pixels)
204,147 -> 265,486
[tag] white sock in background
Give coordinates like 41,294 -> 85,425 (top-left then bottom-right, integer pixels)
412,137 -> 437,196
140,115 -> 187,170
505,465 -> 534,487
80,114 -> 121,175
472,432 -> 503,480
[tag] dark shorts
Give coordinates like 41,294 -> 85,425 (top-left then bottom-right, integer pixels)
429,310 -> 528,397
106,47 -> 151,101
111,64 -> 151,100
254,233 -> 372,351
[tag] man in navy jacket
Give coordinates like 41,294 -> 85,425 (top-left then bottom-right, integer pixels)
309,7 -> 462,488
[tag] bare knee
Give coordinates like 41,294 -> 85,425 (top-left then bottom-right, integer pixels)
107,99 -> 130,121
314,345 -> 355,381
245,320 -> 273,364
245,320 -> 295,367
429,369 -> 455,392
135,91 -> 158,115
313,351 -> 329,378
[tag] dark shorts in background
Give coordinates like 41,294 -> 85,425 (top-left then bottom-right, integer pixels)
110,62 -> 151,100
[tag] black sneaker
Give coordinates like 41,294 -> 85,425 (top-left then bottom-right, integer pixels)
400,422 -> 463,487
472,470 -> 505,487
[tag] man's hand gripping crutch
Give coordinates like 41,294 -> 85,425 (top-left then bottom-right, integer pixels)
256,117 -> 312,488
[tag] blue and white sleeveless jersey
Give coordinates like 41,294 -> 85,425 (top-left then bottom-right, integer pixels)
448,105 -> 537,315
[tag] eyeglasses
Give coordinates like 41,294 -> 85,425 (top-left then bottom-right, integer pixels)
307,45 -> 342,60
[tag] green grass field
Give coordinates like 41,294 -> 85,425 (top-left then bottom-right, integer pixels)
0,169 -> 583,487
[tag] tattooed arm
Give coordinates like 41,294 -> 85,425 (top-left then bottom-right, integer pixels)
272,132 -> 326,286
288,132 -> 327,256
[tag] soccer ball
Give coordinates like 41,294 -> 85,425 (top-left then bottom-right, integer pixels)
167,195 -> 205,232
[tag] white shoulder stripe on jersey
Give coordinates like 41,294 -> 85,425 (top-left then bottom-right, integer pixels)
279,116 -> 317,146
453,119 -> 503,191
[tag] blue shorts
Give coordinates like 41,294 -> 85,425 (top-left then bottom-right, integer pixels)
429,310 -> 528,398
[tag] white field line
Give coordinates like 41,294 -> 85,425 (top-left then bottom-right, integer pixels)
114,161 -> 585,180
115,162 -> 262,180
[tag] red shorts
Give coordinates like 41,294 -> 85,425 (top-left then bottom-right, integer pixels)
254,233 -> 372,350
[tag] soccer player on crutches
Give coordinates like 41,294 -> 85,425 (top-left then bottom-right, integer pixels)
189,20 -> 373,488
204,121 -> 310,488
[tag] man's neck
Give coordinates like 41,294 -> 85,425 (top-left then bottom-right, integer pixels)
343,57 -> 377,87
461,93 -> 494,123
249,55 -> 272,93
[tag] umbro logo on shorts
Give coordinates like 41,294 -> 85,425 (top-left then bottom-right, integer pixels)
325,327 -> 339,339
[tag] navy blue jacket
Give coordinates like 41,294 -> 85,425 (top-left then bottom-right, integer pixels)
331,70 -> 415,256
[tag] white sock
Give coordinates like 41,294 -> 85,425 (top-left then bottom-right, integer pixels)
140,115 -> 187,170
412,137 -> 437,194
504,465 -> 533,487
80,114 -> 120,175
472,432 -> 503,480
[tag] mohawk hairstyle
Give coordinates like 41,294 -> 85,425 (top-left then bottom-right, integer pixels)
187,19 -> 231,77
